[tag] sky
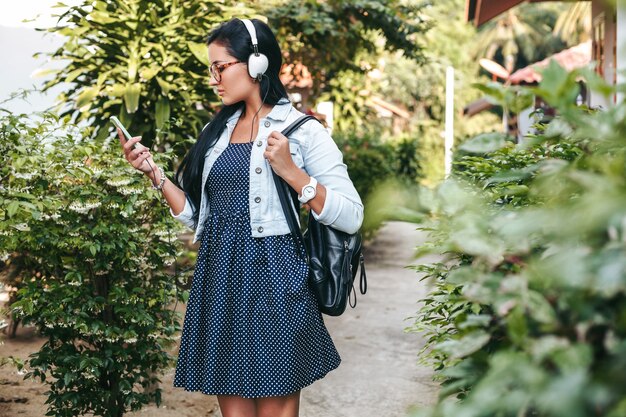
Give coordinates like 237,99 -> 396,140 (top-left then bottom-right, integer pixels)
0,1 -> 80,113
0,0 -> 79,29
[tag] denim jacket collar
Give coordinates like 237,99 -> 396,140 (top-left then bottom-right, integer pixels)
225,98 -> 292,128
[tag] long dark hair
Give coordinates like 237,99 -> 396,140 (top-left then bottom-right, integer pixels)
174,18 -> 289,226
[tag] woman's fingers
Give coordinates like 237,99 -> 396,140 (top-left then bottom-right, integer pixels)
116,129 -> 154,173
132,150 -> 153,171
128,143 -> 149,161
116,128 -> 127,146
122,136 -> 143,153
264,132 -> 297,177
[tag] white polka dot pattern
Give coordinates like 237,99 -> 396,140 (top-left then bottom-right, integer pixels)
173,142 -> 341,398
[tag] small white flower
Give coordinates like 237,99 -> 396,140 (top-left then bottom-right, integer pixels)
84,200 -> 102,210
124,338 -> 138,344
13,172 -> 36,180
106,177 -> 133,187
118,186 -> 142,196
68,201 -> 89,214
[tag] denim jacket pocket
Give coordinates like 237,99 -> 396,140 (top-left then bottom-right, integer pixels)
288,141 -> 304,169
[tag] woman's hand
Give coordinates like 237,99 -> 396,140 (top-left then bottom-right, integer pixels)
116,128 -> 157,177
264,131 -> 298,179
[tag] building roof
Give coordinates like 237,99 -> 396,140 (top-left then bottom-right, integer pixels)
464,41 -> 591,115
508,40 -> 591,84
466,0 -> 576,27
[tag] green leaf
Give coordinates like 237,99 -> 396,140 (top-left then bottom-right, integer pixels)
506,306 -> 528,346
75,86 -> 100,109
140,66 -> 160,81
31,68 -> 60,78
156,77 -> 175,95
7,201 -> 20,217
155,97 -> 170,129
65,68 -> 85,83
459,133 -> 512,154
123,83 -> 142,114
187,42 -> 209,66
106,83 -> 127,97
435,331 -> 491,359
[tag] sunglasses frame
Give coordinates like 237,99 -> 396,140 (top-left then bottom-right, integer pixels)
210,60 -> 243,82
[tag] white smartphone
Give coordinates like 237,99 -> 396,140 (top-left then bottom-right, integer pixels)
110,116 -> 138,149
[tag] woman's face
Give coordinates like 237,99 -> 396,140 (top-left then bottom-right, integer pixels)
208,42 -> 256,106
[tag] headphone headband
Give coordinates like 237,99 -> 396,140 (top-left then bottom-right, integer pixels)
239,18 -> 268,81
241,19 -> 260,55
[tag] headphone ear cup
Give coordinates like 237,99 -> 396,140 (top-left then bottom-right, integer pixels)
248,53 -> 269,80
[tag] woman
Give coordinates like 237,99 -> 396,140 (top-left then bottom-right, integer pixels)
118,18 -> 363,417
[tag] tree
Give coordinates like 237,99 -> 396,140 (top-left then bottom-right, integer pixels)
37,0 -> 428,151
39,0 -> 254,150
554,2 -> 591,46
376,0 -> 501,183
264,0 -> 428,97
474,3 -> 566,73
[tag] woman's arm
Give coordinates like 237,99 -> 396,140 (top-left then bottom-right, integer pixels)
117,130 -> 189,218
264,123 -> 363,234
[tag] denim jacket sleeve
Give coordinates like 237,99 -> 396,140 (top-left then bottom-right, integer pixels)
300,121 -> 363,234
170,195 -> 195,229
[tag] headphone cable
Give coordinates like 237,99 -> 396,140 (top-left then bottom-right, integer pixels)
249,74 -> 270,142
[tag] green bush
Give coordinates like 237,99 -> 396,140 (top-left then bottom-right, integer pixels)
410,62 -> 626,416
0,109 -> 186,417
333,131 -> 422,237
37,0 -> 427,151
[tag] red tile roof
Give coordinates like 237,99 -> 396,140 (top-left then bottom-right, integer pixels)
508,40 -> 591,84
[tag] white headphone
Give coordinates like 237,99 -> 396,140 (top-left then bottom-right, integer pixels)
240,19 -> 269,82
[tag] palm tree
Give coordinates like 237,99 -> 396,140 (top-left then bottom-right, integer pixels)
553,2 -> 591,45
474,4 -> 564,73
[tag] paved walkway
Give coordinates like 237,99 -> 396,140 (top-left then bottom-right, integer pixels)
300,221 -> 440,417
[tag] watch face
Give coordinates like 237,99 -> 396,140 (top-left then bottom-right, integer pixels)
303,186 -> 316,198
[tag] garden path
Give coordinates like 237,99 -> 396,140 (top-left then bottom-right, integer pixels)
298,221 -> 440,417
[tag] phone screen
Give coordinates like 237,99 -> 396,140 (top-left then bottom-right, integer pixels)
110,116 -> 137,149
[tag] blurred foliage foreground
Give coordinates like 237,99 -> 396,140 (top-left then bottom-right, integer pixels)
406,62 -> 626,417
0,109 -> 188,416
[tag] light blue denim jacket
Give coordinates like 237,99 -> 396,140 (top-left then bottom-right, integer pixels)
172,99 -> 364,243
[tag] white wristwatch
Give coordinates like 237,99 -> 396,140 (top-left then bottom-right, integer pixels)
298,176 -> 318,203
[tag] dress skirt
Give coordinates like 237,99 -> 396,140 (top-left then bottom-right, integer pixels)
173,142 -> 341,398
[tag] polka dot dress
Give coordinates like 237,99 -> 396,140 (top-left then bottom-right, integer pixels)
174,142 -> 341,398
